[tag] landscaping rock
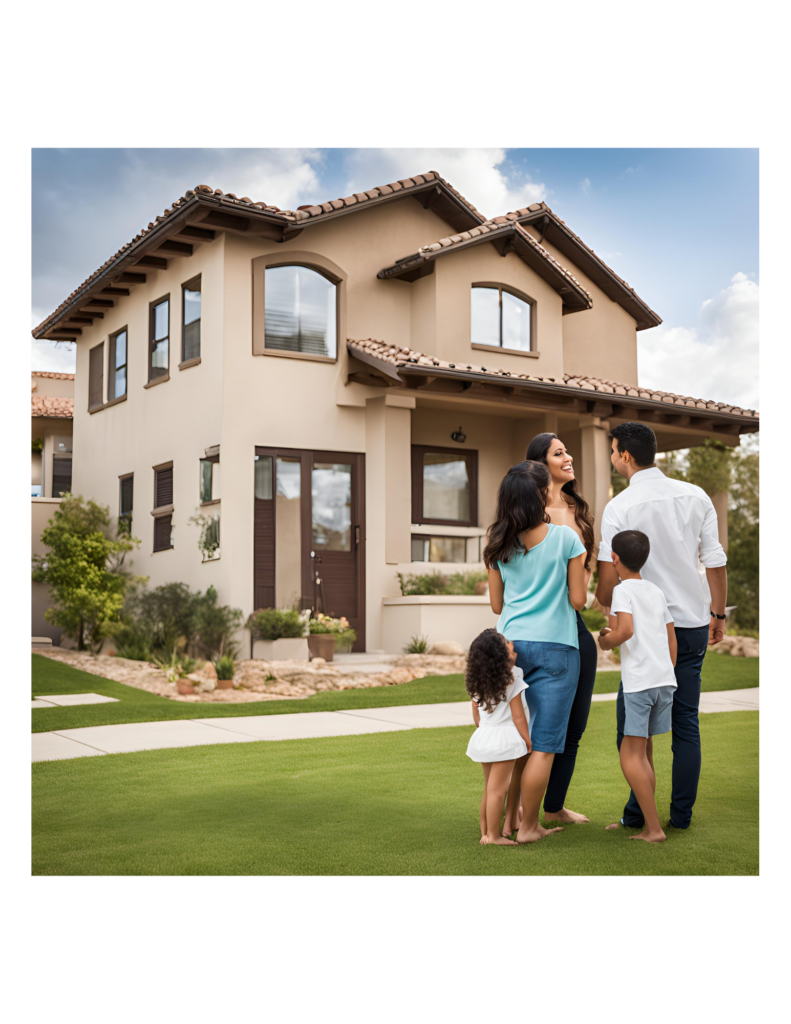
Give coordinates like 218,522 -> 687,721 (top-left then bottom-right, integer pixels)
711,635 -> 759,658
426,641 -> 465,656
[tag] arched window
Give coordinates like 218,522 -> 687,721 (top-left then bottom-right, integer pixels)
265,265 -> 337,359
471,285 -> 533,352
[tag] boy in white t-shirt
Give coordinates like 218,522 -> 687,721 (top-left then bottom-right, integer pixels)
598,530 -> 678,843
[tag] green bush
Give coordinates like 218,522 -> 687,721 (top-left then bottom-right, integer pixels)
246,608 -> 305,641
580,607 -> 608,632
396,571 -> 488,597
112,620 -> 153,662
334,628 -> 357,653
404,634 -> 429,654
214,654 -> 236,681
118,583 -> 243,660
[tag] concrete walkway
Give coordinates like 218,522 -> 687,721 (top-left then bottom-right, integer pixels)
31,687 -> 759,764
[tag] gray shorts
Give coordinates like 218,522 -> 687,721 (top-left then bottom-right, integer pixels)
622,685 -> 676,738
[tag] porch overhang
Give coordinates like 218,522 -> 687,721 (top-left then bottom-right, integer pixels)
347,339 -> 759,443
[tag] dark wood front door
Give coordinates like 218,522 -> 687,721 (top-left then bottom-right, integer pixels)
254,447 -> 366,650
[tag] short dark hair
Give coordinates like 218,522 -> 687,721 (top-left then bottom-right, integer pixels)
610,422 -> 657,468
611,530 -> 650,572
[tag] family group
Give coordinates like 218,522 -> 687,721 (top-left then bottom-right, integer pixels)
466,422 -> 728,846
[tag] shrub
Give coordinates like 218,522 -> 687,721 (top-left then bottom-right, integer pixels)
246,608 -> 306,641
113,620 -> 153,662
194,586 -> 243,659
396,571 -> 488,597
580,607 -> 608,632
32,494 -> 143,653
214,654 -> 236,681
404,634 -> 429,654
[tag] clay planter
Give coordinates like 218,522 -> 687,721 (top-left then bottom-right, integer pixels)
216,678 -> 234,689
308,634 -> 336,662
177,680 -> 195,695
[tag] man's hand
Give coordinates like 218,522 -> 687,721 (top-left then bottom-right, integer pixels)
597,627 -> 612,651
709,620 -> 725,646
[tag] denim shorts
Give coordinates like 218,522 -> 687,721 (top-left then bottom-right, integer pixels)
511,641 -> 580,753
622,685 -> 676,738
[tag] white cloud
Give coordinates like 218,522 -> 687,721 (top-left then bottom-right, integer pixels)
580,177 -> 592,194
32,339 -> 76,373
343,149 -> 547,221
638,272 -> 758,411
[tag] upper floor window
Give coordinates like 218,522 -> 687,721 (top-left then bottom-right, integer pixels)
264,265 -> 337,359
471,285 -> 533,352
109,328 -> 128,400
119,474 -> 133,534
153,463 -> 173,552
149,296 -> 169,381
411,445 -> 478,527
182,276 -> 201,363
200,455 -> 220,503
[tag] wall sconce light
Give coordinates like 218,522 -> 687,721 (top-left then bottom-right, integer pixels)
451,426 -> 467,444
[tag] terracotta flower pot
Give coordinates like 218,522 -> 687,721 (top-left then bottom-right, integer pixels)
216,678 -> 234,689
177,680 -> 195,695
308,634 -> 336,661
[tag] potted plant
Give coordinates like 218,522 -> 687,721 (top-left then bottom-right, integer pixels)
214,654 -> 236,689
246,608 -> 310,661
333,617 -> 357,654
154,647 -> 195,694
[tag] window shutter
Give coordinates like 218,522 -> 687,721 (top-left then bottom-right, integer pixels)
89,344 -> 104,408
156,467 -> 173,507
154,514 -> 172,551
120,476 -> 134,515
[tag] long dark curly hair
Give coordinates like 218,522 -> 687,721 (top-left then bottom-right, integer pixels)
482,460 -> 550,569
465,628 -> 513,714
526,432 -> 595,570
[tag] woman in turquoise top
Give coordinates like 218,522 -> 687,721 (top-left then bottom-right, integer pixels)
484,460 -> 587,844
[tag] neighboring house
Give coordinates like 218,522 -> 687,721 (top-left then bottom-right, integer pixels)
32,370 -> 75,643
31,171 -> 759,653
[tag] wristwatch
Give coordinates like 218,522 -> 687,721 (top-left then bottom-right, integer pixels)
710,611 -> 726,620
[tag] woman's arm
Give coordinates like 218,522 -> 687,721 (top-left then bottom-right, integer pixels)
567,553 -> 587,611
488,566 -> 504,615
510,695 -> 532,754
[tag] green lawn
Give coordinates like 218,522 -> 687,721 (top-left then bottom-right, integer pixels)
31,652 -> 759,732
32,703 -> 758,875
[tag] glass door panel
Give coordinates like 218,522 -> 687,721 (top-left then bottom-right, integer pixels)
312,463 -> 352,551
275,457 -> 302,608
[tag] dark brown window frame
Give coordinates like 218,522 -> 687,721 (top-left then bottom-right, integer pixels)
181,275 -> 201,366
119,473 -> 134,534
88,341 -> 105,411
148,294 -> 170,383
153,462 -> 174,511
471,282 -> 536,355
199,452 -> 219,505
108,325 -> 129,402
153,514 -> 173,553
411,445 -> 478,528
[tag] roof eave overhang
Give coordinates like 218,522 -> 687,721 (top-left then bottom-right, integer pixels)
516,210 -> 662,331
377,226 -> 592,315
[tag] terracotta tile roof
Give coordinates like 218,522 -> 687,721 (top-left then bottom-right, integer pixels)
32,394 -> 74,419
31,371 -> 75,380
33,172 -> 482,338
379,220 -> 592,310
347,338 -> 759,422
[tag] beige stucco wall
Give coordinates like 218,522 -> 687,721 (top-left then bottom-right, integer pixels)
521,227 -> 640,385
32,374 -> 74,399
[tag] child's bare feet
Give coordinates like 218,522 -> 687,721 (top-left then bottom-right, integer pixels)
480,835 -> 489,844
516,823 -> 564,844
501,819 -> 517,836
544,807 -> 590,824
486,835 -> 518,846
629,829 -> 666,843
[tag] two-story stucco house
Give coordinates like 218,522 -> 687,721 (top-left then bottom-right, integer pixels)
32,170 -> 759,653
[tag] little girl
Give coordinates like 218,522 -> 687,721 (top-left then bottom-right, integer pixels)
466,628 -> 532,845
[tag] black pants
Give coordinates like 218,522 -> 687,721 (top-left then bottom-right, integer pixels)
543,611 -> 597,813
616,624 -> 709,829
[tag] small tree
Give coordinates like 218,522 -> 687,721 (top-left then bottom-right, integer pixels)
686,439 -> 734,497
32,495 -> 142,653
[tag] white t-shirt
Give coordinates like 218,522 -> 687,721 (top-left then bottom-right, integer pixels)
598,467 -> 726,628
474,666 -> 528,727
611,578 -> 677,693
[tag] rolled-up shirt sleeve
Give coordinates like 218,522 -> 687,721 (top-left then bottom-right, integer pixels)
699,497 -> 728,568
598,505 -> 619,563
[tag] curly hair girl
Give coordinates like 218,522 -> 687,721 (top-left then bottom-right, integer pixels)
465,628 -> 514,713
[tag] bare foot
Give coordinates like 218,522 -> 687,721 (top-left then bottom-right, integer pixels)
516,824 -> 564,844
629,830 -> 666,843
486,835 -> 518,846
516,805 -> 523,827
501,820 -> 517,836
544,807 -> 590,824
480,835 -> 489,845
605,822 -> 621,830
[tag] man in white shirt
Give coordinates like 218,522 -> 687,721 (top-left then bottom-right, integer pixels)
596,422 -> 728,830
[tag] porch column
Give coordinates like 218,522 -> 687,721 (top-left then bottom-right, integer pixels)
711,491 -> 729,552
578,418 -> 612,545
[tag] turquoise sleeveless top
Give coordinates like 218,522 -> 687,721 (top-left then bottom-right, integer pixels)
497,523 -> 586,648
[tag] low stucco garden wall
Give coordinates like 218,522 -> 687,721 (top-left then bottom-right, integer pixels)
381,595 -> 498,654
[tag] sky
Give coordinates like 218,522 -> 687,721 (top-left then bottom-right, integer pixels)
31,148 -> 759,409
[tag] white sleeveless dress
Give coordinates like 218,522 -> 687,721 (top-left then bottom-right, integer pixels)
466,666 -> 529,763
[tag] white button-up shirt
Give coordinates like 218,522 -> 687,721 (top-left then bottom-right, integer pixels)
598,467 -> 727,629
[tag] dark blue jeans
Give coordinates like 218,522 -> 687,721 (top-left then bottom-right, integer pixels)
544,611 -> 597,813
616,624 -> 709,829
